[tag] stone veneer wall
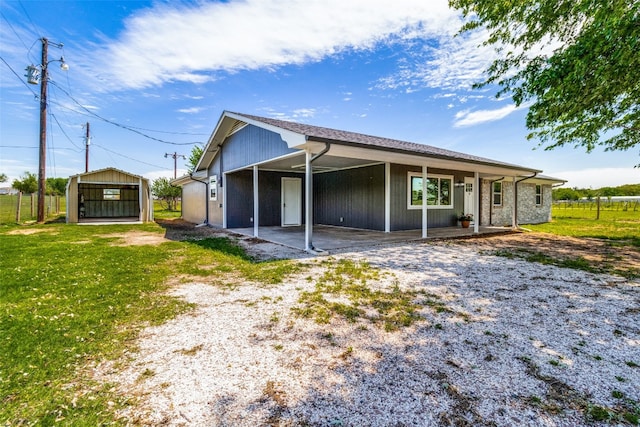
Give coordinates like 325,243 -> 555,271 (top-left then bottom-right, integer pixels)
480,180 -> 553,226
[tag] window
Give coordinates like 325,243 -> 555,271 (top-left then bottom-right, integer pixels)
535,184 -> 542,205
492,181 -> 502,206
408,173 -> 453,209
209,175 -> 218,201
103,189 -> 120,200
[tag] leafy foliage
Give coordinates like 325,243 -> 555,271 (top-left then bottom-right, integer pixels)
46,177 -> 68,195
0,173 -> 7,183
186,145 -> 204,173
151,177 -> 181,210
11,171 -> 37,194
553,183 -> 640,200
450,0 -> 639,154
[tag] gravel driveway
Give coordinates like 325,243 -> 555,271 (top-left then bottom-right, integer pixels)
104,239 -> 640,426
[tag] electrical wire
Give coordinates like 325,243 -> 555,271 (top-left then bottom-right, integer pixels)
17,0 -> 40,41
49,113 -> 84,152
1,11 -> 31,52
0,55 -> 38,97
48,80 -> 202,146
92,142 -> 166,169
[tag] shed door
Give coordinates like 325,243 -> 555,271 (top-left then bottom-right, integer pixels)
281,178 -> 301,226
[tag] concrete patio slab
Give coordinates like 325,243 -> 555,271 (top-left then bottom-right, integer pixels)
229,224 -> 515,252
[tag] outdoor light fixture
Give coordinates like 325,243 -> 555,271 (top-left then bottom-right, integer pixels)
24,57 -> 68,84
455,180 -> 465,187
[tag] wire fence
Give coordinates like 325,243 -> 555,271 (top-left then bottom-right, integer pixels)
553,200 -> 639,212
0,193 -> 64,224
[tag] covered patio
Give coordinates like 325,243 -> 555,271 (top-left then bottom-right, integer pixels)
228,224 -> 514,252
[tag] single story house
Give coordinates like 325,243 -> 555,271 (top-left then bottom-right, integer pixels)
173,111 -> 564,252
66,167 -> 153,224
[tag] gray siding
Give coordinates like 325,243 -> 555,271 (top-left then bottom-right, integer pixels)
314,164 -> 385,230
389,164 -> 468,231
222,125 -> 297,172
225,170 -> 305,228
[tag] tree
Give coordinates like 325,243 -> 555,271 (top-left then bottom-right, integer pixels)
12,172 -> 37,194
449,0 -> 639,154
46,177 -> 68,196
0,173 -> 7,183
151,177 -> 181,211
186,145 -> 204,174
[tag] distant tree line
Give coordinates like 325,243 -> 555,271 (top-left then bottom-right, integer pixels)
4,171 -> 69,195
553,184 -> 640,201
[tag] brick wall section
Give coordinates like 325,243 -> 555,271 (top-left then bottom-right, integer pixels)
480,180 -> 553,226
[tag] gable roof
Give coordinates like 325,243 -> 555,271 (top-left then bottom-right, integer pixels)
228,112 -> 541,173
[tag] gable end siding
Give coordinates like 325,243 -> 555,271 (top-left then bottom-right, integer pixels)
222,124 -> 298,172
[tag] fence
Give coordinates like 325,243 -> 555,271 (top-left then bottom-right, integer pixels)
553,199 -> 639,212
0,193 -> 64,224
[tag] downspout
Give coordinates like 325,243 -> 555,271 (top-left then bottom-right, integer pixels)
514,172 -> 538,228
190,174 -> 210,225
306,142 -> 331,252
489,177 -> 504,225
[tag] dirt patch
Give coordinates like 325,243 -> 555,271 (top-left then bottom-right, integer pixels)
456,231 -> 640,278
6,228 -> 57,236
101,232 -> 170,247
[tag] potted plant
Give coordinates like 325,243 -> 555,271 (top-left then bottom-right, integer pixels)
458,213 -> 473,228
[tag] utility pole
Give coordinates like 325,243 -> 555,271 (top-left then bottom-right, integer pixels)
165,152 -> 185,179
85,122 -> 90,173
37,38 -> 49,223
26,37 -> 67,223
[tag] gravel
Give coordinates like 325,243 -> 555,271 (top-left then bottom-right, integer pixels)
100,240 -> 640,426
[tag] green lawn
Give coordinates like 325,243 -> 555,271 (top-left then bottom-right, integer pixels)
0,221 -> 296,425
0,194 -> 65,224
526,205 -> 640,247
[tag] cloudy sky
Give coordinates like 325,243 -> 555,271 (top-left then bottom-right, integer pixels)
0,0 -> 637,188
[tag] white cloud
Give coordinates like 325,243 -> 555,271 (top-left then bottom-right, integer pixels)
549,167 -> 640,189
88,0 -> 459,90
453,103 -> 523,127
177,107 -> 203,114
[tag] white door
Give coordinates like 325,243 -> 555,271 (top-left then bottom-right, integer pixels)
464,177 -> 475,224
281,177 -> 301,226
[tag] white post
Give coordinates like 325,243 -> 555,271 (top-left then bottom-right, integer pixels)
512,175 -> 517,228
305,150 -> 313,251
222,173 -> 227,228
253,165 -> 259,237
138,177 -> 143,222
422,165 -> 428,238
474,171 -> 480,234
384,162 -> 390,233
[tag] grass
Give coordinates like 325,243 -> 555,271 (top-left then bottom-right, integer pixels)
527,206 -> 640,248
0,220 -> 299,425
0,194 -> 65,224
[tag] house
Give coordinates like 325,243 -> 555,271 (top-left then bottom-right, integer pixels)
173,111 -> 564,252
66,167 -> 153,224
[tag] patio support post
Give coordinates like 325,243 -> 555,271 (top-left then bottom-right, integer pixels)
512,176 -> 517,228
138,177 -> 143,222
305,150 -> 313,251
384,162 -> 390,233
253,165 -> 259,237
222,172 -> 227,228
422,165 -> 428,238
474,171 -> 480,233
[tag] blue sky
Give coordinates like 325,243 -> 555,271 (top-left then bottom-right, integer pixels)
1,0 -> 637,188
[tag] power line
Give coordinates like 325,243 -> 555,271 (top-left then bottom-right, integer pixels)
1,11 -> 31,52
48,80 -> 202,146
93,142 -> 166,169
0,55 -> 38,97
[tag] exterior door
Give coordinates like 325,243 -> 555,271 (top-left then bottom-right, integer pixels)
281,177 -> 301,226
464,177 -> 475,224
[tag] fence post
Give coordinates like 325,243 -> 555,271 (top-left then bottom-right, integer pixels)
31,193 -> 35,217
596,196 -> 600,220
16,192 -> 22,223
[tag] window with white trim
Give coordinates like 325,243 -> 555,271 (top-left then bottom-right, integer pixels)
492,181 -> 503,206
408,173 -> 453,209
535,184 -> 542,205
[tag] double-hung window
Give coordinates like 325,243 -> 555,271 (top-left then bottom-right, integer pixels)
535,184 -> 542,206
408,173 -> 453,209
492,181 -> 503,206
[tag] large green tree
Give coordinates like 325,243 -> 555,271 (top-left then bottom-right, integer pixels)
46,177 -> 68,196
449,0 -> 639,153
151,177 -> 182,211
0,173 -> 7,183
12,172 -> 37,194
186,145 -> 204,174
